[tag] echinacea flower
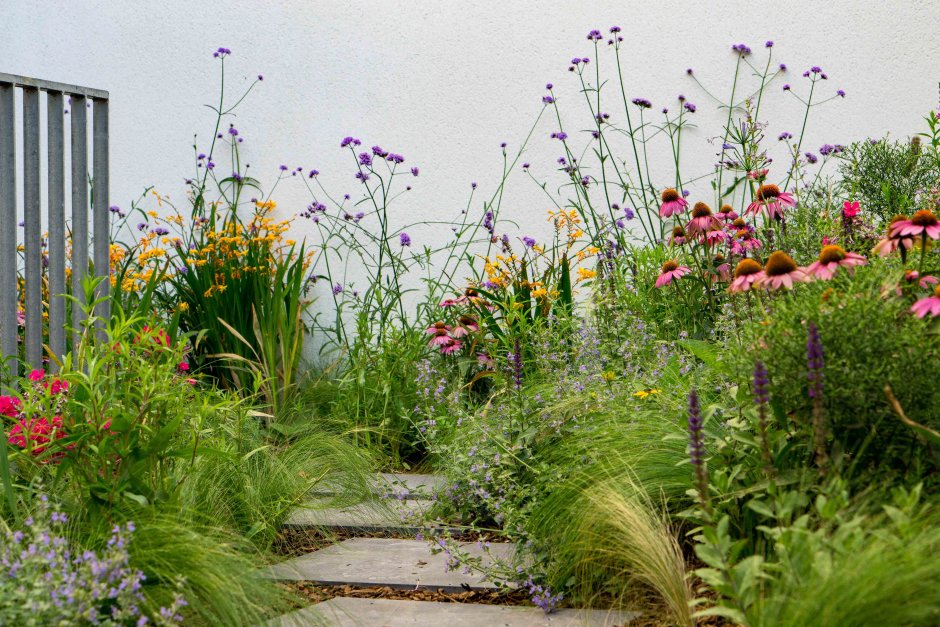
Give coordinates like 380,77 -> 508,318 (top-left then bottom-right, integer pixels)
705,228 -> 729,246
659,188 -> 689,218
686,202 -> 721,235
451,314 -> 479,338
911,285 -> 940,318
890,209 -> 940,241
716,204 -> 738,222
842,200 -> 860,218
756,251 -> 808,290
440,339 -> 463,355
425,322 -> 454,346
669,225 -> 687,246
728,258 -> 765,292
904,270 -> 938,289
805,245 -> 867,280
873,214 -> 916,258
746,184 -> 796,220
655,260 -> 691,287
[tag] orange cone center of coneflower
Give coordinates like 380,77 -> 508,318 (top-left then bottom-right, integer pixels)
911,210 -> 938,227
735,229 -> 750,239
433,321 -> 447,330
661,260 -> 679,273
458,314 -> 475,326
818,245 -> 847,264
732,218 -> 746,228
692,202 -> 712,218
933,285 -> 940,298
764,251 -> 798,276
734,258 -> 763,277
465,288 -> 478,297
661,188 -> 680,203
671,226 -> 685,237
756,184 -> 781,201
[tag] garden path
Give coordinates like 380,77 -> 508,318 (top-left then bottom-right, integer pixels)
267,474 -> 638,626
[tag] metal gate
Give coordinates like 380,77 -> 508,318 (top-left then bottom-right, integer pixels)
0,73 -> 109,378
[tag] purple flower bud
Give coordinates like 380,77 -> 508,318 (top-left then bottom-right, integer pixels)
411,166 -> 419,176
805,152 -> 818,164
399,232 -> 411,247
522,236 -> 536,248
308,169 -> 319,178
837,89 -> 845,97
631,98 -> 652,109
765,40 -> 774,48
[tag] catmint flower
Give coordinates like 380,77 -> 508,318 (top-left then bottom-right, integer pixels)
399,232 -> 411,247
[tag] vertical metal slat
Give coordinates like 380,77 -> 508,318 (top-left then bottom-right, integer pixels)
23,87 -> 42,368
47,91 -> 66,368
92,98 -> 109,332
0,82 -> 16,379
70,95 -> 88,351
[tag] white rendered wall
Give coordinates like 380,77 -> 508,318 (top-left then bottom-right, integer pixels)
3,0 -> 939,340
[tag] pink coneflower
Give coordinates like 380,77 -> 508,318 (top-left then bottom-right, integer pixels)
426,322 -> 454,346
746,184 -> 796,220
890,209 -> 940,241
805,245 -> 867,280
655,260 -> 691,287
716,204 -> 738,222
686,202 -> 721,235
705,227 -> 729,246
911,285 -> 940,318
440,339 -> 463,355
729,227 -> 762,255
842,200 -> 860,218
873,214 -> 915,257
477,352 -> 496,369
712,256 -> 731,282
439,298 -> 460,308
451,314 -> 479,338
659,188 -> 689,218
728,258 -> 765,293
904,270 -> 938,289
669,225 -> 687,246
756,251 -> 808,290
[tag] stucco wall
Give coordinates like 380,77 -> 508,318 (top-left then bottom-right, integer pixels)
3,0 -> 939,343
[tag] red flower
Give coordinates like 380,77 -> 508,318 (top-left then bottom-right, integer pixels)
842,200 -> 860,218
28,369 -> 45,382
0,395 -> 21,418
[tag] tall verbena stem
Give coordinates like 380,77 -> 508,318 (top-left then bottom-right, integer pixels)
806,322 -> 828,475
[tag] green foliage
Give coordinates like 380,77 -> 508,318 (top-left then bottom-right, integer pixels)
838,135 -> 940,224
732,262 -> 940,480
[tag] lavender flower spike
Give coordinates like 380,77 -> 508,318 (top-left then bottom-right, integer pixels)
806,322 -> 829,474
688,389 -> 709,509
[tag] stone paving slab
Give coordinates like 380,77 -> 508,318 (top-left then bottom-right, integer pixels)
284,498 -> 443,533
376,473 -> 446,499
269,597 -> 640,626
266,538 -> 515,591
309,473 -> 445,500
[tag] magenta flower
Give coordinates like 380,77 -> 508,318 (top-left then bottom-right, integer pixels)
659,188 -> 689,218
911,286 -> 940,318
746,184 -> 796,220
655,260 -> 691,288
716,205 -> 738,222
805,245 -> 867,280
440,339 -> 463,355
842,200 -> 860,218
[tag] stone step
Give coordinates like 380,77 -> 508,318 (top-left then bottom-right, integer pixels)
284,497 -> 454,534
310,473 -> 446,500
270,597 -> 640,626
266,538 -> 515,592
